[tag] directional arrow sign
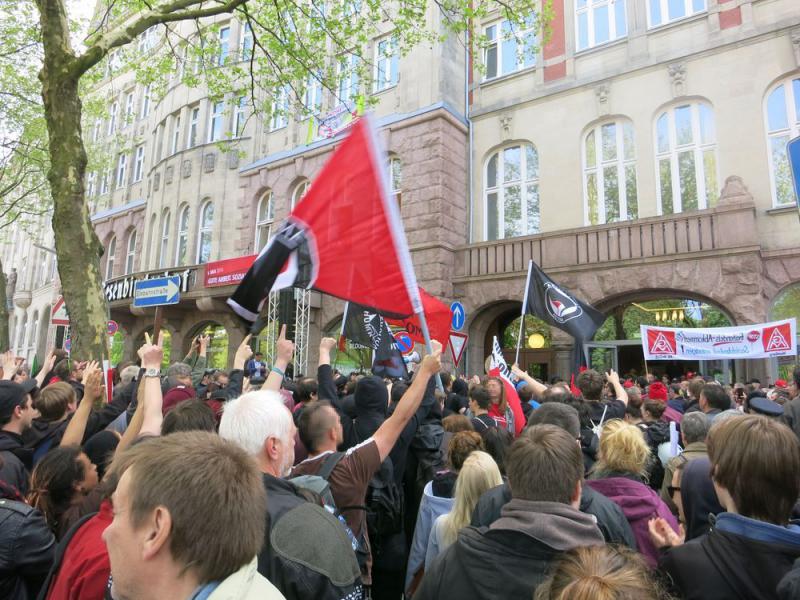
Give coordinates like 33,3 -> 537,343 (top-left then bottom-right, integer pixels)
133,276 -> 182,308
448,331 -> 468,367
450,301 -> 466,331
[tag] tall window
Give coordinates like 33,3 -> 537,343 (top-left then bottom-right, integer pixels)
140,84 -> 151,118
217,26 -> 230,65
584,120 -> 638,224
390,157 -> 402,206
92,119 -> 102,142
86,172 -> 96,197
176,205 -> 190,266
764,76 -> 800,207
106,236 -> 116,279
171,114 -> 181,154
234,95 -> 247,137
159,210 -> 171,268
484,144 -> 540,240
108,102 -> 118,135
116,153 -> 127,188
270,87 -> 289,131
240,23 -> 254,61
305,74 -> 323,114
374,36 -> 399,92
649,0 -> 706,28
576,0 -> 627,51
337,54 -> 360,106
255,191 -> 274,251
100,171 -> 110,195
291,181 -> 309,210
187,106 -> 200,148
196,201 -> 214,264
133,145 -> 145,182
208,100 -> 225,142
655,102 -> 718,214
483,15 -> 536,80
124,90 -> 135,122
125,230 -> 137,274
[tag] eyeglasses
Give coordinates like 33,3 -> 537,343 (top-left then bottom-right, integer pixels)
668,485 -> 681,497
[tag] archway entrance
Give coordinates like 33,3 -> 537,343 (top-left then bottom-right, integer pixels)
482,304 -> 554,380
591,296 -> 734,382
186,322 -> 229,370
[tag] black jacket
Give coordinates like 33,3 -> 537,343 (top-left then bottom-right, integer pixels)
660,523 -> 800,599
0,499 -> 55,600
414,525 -> 557,600
259,474 -> 362,600
0,431 -> 32,496
470,482 -> 637,549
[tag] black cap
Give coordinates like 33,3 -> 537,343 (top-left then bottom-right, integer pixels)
0,381 -> 30,422
749,397 -> 783,417
18,378 -> 38,396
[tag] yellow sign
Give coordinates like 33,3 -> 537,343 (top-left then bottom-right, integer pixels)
528,333 -> 545,348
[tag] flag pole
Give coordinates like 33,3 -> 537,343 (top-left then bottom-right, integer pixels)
515,261 -> 533,365
417,307 -> 445,393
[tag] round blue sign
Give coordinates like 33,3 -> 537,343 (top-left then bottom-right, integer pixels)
64,338 -> 71,353
450,301 -> 466,331
393,331 -> 414,355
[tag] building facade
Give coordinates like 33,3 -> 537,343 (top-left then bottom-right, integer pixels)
5,0 -> 800,383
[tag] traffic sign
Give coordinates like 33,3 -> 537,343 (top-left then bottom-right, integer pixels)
393,331 -> 414,355
450,301 -> 466,331
51,296 -> 69,326
789,135 -> 800,209
448,331 -> 468,367
133,276 -> 181,308
107,320 -> 119,336
64,338 -> 71,353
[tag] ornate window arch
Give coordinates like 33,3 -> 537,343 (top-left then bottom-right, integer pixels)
290,179 -> 309,210
255,191 -> 274,252
125,229 -> 137,274
176,205 -> 190,266
159,209 -> 171,268
764,74 -> 800,207
483,143 -> 540,241
583,118 -> 638,225
196,200 -> 214,264
105,236 -> 117,280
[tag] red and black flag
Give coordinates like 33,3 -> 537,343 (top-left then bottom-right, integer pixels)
228,116 -> 423,330
342,302 -> 407,379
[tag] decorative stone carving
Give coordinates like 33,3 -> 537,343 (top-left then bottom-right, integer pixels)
165,165 -> 174,184
13,290 -> 31,309
227,151 -> 240,169
668,62 -> 687,98
153,172 -> 160,191
595,83 -> 610,116
499,114 -> 512,139
792,29 -> 800,67
182,159 -> 192,178
718,175 -> 754,205
203,152 -> 216,173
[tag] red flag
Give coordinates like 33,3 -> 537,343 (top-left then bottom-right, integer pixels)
489,366 -> 525,437
386,287 -> 450,345
228,116 -> 422,325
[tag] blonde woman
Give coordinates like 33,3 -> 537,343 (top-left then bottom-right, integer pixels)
424,451 -> 503,569
586,419 -> 679,568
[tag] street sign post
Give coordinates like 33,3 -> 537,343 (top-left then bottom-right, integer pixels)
788,135 -> 800,224
134,276 -> 181,345
393,331 -> 414,355
450,301 -> 466,331
448,331 -> 468,367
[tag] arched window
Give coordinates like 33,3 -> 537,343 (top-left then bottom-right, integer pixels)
29,310 -> 39,359
291,180 -> 309,210
159,210 -> 171,268
16,312 -> 27,354
176,205 -> 190,266
389,157 -> 402,206
196,201 -> 214,264
655,102 -> 718,214
583,120 -> 638,225
106,236 -> 117,280
484,144 -> 540,241
125,230 -> 137,274
764,75 -> 800,207
255,191 -> 274,252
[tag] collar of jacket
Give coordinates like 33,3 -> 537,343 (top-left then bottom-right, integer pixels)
490,498 -> 604,551
715,512 -> 800,549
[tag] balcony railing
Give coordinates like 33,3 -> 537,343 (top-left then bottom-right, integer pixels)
456,201 -> 758,280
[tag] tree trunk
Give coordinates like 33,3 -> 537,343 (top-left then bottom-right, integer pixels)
0,260 -> 8,351
36,0 -> 107,361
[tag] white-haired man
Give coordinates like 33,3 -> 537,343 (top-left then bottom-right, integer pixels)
220,390 -> 362,600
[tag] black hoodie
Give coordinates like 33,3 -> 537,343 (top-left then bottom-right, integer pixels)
0,431 -> 32,496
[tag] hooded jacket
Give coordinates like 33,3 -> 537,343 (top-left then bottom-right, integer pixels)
0,430 -> 32,496
414,499 -> 604,600
0,498 -> 55,600
405,480 -> 455,592
587,473 -> 678,567
660,513 -> 800,600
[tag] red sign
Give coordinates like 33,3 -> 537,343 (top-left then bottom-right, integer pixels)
51,296 -> 70,326
204,255 -> 257,288
763,322 -> 792,352
647,329 -> 676,356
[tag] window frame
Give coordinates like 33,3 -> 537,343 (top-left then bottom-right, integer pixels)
196,200 -> 214,264
125,230 -> 137,275
575,0 -> 628,52
124,90 -> 135,123
305,74 -> 324,115
647,0 -> 707,29
582,120 -> 638,225
254,191 -> 274,251
234,95 -> 247,137
176,205 -> 190,266
654,101 -> 719,215
240,22 -> 254,62
116,153 -> 127,188
291,181 -> 309,210
187,106 -> 200,148
218,25 -> 231,65
270,87 -> 289,131
171,113 -> 182,154
106,236 -> 116,280
159,209 -> 171,268
337,54 -> 360,106
373,35 -> 399,93
208,100 -> 226,142
764,76 -> 800,207
389,156 -> 402,206
482,15 -> 536,81
108,101 -> 119,136
133,145 -> 145,182
140,84 -> 152,119
483,144 -> 541,241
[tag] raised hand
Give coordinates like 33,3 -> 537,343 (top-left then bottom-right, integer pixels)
276,325 -> 295,364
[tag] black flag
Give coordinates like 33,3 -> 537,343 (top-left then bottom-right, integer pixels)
342,302 -> 408,379
523,260 -> 606,344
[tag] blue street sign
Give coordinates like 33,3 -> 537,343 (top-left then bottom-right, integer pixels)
64,338 -> 71,353
450,301 -> 466,331
788,136 -> 800,211
393,331 -> 414,355
133,276 -> 182,308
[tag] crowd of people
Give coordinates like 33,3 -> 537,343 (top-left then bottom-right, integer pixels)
1,326 -> 800,600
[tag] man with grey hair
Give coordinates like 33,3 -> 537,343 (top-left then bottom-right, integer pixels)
660,411 -> 710,511
219,390 -> 362,600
